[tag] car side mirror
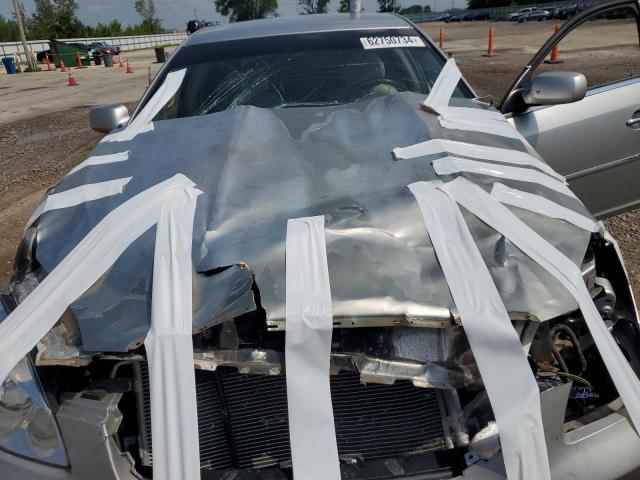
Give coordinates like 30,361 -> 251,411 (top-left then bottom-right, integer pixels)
522,71 -> 587,107
89,104 -> 130,134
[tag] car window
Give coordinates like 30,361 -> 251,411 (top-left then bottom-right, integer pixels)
150,30 -> 472,119
534,7 -> 640,90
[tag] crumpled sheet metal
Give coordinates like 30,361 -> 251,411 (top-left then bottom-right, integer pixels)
600,222 -> 639,316
34,91 -> 591,352
408,180 -> 551,480
443,177 -> 640,438
0,174 -> 198,387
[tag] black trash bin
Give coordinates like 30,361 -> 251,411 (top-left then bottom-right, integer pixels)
154,46 -> 166,63
103,54 -> 113,67
93,52 -> 102,66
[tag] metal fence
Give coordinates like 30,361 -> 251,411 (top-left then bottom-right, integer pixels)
404,0 -> 607,22
0,32 -> 188,60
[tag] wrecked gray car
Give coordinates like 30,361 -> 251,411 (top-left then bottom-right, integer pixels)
2,6 -> 640,480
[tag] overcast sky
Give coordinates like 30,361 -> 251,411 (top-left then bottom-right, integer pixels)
2,0 -> 468,31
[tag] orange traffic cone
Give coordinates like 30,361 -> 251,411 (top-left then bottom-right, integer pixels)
75,51 -> 86,69
45,53 -> 55,71
118,55 -> 125,67
482,24 -> 495,57
545,21 -> 563,64
439,27 -> 444,49
126,60 -> 134,74
60,58 -> 68,73
67,71 -> 78,86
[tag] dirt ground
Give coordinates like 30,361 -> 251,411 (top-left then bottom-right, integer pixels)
0,48 -> 163,124
0,49 -> 163,286
420,19 -> 640,101
0,30 -> 639,299
0,106 -> 105,286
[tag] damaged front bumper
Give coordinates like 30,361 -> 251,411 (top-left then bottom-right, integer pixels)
2,360 -> 640,480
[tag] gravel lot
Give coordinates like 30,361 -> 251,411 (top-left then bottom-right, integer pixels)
0,48 -> 161,124
0,33 -> 638,298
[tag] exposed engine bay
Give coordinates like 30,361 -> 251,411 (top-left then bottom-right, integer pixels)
3,233 -> 639,479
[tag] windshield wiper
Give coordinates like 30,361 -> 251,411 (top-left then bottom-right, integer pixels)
278,101 -> 341,108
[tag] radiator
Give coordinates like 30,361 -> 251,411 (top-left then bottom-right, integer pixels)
140,366 -> 448,471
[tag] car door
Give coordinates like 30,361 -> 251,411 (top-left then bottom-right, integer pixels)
501,0 -> 640,218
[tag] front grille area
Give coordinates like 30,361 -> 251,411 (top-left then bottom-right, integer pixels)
141,366 -> 447,471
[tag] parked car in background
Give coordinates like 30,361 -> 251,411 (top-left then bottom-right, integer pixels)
37,42 -> 96,63
68,42 -> 96,54
36,49 -> 52,62
509,6 -> 536,20
467,12 -> 491,20
88,42 -> 121,56
445,13 -> 463,22
553,4 -> 585,19
518,8 -> 550,22
435,13 -> 452,21
187,19 -> 205,34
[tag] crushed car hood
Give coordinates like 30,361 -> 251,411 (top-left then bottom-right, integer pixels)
32,92 -> 593,352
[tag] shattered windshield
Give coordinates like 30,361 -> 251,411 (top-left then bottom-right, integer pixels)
152,29 -> 471,119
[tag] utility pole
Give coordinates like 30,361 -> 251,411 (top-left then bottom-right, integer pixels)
349,0 -> 361,13
13,0 -> 37,71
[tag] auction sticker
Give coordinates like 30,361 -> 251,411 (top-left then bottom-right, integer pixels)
360,36 -> 426,49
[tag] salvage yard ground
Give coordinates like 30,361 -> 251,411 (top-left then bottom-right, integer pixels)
1,27 -> 639,298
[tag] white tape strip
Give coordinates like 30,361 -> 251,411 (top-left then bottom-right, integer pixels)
393,138 -> 564,182
145,186 -> 202,480
443,177 -> 640,434
68,151 -> 130,175
599,222 -> 639,316
433,156 -> 576,198
408,181 -> 551,480
27,177 -> 132,227
437,105 -> 508,123
100,119 -> 154,143
421,56 -> 527,145
439,116 -> 523,140
0,174 -> 197,389
424,58 -> 462,112
285,216 -> 340,480
102,68 -> 186,143
491,183 -> 598,232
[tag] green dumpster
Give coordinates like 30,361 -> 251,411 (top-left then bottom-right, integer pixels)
49,39 -> 91,68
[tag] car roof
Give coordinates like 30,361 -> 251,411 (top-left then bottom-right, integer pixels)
184,13 -> 413,46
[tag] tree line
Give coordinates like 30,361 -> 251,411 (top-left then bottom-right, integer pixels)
0,0 -> 163,42
0,0 -> 531,43
214,0 -> 431,21
214,0 -> 548,21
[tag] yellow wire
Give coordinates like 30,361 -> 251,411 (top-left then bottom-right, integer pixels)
554,371 -> 591,386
